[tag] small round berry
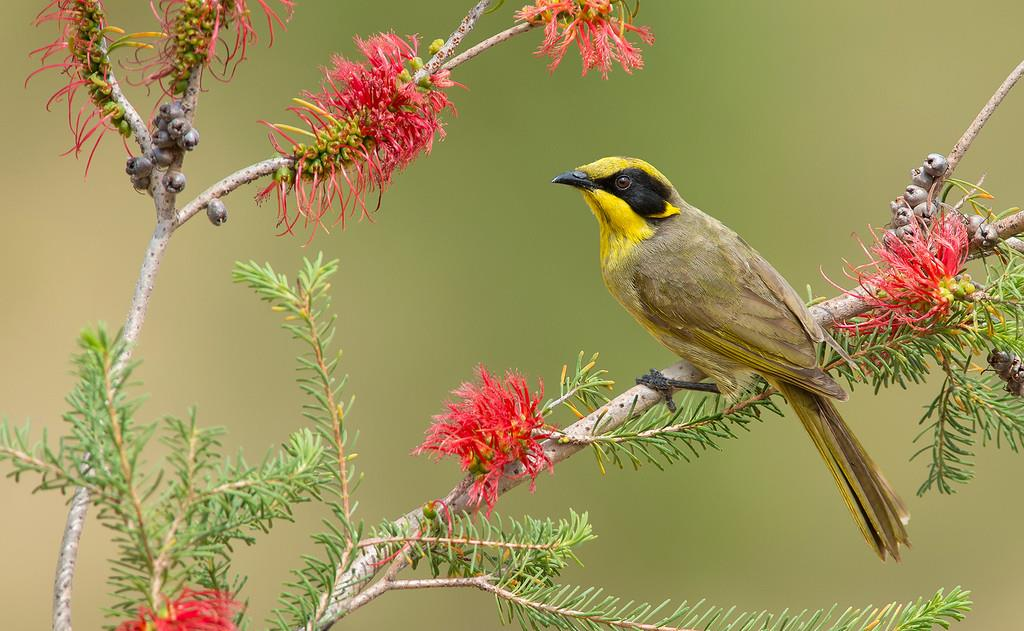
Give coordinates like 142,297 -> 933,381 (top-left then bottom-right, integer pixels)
153,129 -> 177,149
904,185 -> 928,207
1008,380 -> 1024,397
206,198 -> 227,226
913,201 -> 938,220
179,128 -> 200,151
892,206 -> 914,227
967,214 -> 985,235
160,101 -> 185,120
923,153 -> 948,177
974,223 -> 1000,248
149,147 -> 176,167
989,349 -> 1012,371
911,168 -> 935,189
130,174 -> 151,190
894,224 -> 916,240
163,171 -> 187,194
167,117 -> 191,140
125,156 -> 154,176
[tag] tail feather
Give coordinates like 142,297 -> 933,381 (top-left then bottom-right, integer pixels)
771,380 -> 910,561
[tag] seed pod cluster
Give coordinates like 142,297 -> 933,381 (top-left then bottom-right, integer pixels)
988,349 -> 1024,396
126,99 -> 200,193
888,153 -> 948,239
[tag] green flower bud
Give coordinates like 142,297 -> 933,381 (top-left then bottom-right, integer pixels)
273,166 -> 293,183
422,501 -> 438,521
428,38 -> 445,56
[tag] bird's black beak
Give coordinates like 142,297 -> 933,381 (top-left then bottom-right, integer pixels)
551,170 -> 596,190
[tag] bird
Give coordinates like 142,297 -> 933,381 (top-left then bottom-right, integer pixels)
552,156 -> 910,561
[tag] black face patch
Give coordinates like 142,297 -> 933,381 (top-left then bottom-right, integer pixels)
594,167 -> 673,217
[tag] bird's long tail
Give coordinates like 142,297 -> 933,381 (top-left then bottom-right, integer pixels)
771,380 -> 910,561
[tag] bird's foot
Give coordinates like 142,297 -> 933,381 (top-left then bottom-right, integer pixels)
636,369 -> 720,412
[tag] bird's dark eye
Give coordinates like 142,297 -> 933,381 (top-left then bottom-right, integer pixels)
614,175 -> 632,191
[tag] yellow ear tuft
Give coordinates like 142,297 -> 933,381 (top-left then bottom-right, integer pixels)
645,202 -> 681,219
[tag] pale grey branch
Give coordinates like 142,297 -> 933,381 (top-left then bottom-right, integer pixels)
414,0 -> 493,83
174,157 -> 293,227
442,22 -> 537,72
945,58 -> 1024,178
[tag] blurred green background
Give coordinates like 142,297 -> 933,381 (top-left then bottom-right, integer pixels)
4,1 -> 1024,628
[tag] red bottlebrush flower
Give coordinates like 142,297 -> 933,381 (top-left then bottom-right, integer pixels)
28,0 -> 143,172
260,33 -> 454,237
516,0 -> 654,78
142,0 -> 294,95
414,366 -> 551,512
839,212 -> 972,333
116,589 -> 240,631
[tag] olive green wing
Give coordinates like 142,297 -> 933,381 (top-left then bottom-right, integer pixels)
633,219 -> 845,399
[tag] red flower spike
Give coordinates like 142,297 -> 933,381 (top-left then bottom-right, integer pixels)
415,366 -> 552,512
117,589 -> 240,631
260,33 -> 454,237
838,212 -> 972,334
29,0 -> 145,172
516,0 -> 654,78
141,0 -> 294,95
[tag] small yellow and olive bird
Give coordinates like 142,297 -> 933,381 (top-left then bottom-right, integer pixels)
552,157 -> 910,561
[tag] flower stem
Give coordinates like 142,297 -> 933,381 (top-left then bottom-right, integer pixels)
442,22 -> 538,73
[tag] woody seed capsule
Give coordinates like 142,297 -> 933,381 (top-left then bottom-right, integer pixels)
163,171 -> 186,194
924,153 -> 948,177
904,185 -> 928,207
206,198 -> 227,226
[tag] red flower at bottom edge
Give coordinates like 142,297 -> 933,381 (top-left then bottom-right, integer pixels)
117,589 -> 240,631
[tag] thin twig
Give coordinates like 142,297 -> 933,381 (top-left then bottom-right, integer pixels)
0,446 -> 71,481
150,425 -> 200,603
103,350 -> 156,576
173,156 -> 293,226
414,0 -> 493,83
944,58 -> 1024,178
357,534 -> 563,551
99,40 -> 152,154
349,575 -> 705,631
442,22 -> 537,72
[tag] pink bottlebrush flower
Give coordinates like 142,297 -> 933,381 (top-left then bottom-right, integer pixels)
28,0 -> 141,172
414,366 -> 551,512
260,33 -> 454,237
141,0 -> 294,95
516,0 -> 654,78
116,589 -> 241,631
839,212 -> 972,333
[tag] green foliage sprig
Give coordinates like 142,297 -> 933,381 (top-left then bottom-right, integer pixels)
0,328 -> 327,624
